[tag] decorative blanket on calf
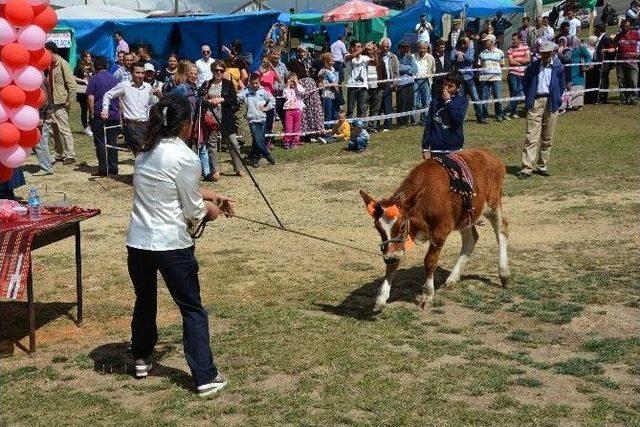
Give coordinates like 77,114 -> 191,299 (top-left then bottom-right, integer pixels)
0,206 -> 100,300
433,152 -> 476,225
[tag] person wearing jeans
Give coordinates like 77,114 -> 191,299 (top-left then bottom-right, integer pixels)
126,95 -> 235,397
413,41 -> 434,125
506,34 -> 530,117
238,73 -> 276,166
345,40 -> 373,118
34,121 -> 54,175
451,37 -> 485,122
477,34 -> 507,121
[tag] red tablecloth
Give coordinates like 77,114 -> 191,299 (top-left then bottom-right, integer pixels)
0,206 -> 100,300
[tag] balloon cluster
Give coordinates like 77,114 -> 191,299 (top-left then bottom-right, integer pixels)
0,0 -> 57,183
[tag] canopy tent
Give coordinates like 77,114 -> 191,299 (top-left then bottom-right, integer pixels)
386,0 -> 523,47
57,11 -> 279,72
55,5 -> 150,19
352,9 -> 401,43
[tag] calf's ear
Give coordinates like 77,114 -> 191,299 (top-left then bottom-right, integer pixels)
359,190 -> 375,207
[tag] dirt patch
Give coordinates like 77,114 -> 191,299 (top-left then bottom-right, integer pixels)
253,373 -> 298,393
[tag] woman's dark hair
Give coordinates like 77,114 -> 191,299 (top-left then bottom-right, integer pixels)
167,53 -> 179,62
210,59 -> 226,72
142,95 -> 192,152
81,50 -> 91,58
249,72 -> 261,82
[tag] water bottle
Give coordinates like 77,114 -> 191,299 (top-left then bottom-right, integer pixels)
28,187 -> 42,221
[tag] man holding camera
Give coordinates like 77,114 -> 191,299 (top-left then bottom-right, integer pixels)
415,14 -> 433,45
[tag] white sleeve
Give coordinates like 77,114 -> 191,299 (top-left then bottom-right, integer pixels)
175,155 -> 207,228
102,83 -> 124,112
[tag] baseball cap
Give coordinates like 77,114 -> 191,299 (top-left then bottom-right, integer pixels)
143,62 -> 155,72
539,41 -> 556,53
353,119 -> 365,128
398,40 -> 410,48
481,34 -> 497,42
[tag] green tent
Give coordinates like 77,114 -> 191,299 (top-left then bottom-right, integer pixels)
353,10 -> 401,43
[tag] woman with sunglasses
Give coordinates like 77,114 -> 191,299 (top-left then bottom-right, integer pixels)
202,60 -> 244,181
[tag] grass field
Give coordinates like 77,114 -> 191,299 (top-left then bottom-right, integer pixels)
1,101 -> 639,426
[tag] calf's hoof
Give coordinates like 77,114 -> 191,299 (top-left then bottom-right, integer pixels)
417,294 -> 433,310
500,274 -> 511,287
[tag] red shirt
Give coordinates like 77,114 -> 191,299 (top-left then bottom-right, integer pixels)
259,70 -> 277,95
614,29 -> 640,59
507,43 -> 530,77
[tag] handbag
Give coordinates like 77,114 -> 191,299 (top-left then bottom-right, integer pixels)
204,110 -> 219,131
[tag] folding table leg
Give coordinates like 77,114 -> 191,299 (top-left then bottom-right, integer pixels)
27,259 -> 35,353
75,222 -> 83,325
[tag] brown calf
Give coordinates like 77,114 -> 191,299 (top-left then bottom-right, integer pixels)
360,148 -> 510,311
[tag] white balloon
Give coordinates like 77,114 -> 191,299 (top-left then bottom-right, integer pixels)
13,66 -> 43,91
0,102 -> 8,123
0,63 -> 13,88
17,25 -> 46,51
0,18 -> 17,46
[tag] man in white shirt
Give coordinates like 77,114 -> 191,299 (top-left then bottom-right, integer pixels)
563,9 -> 582,37
144,63 -> 163,106
345,40 -> 372,118
415,14 -> 433,45
102,62 -> 154,155
195,45 -> 215,88
331,33 -> 348,82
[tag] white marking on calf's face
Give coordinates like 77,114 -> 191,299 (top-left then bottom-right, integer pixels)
379,216 -> 397,242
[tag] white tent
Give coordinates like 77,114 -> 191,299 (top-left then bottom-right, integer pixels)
55,4 -> 151,19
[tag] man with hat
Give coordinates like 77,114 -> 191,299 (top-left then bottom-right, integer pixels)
446,18 -> 463,52
396,40 -> 418,126
415,14 -> 434,45
143,63 -> 163,106
518,41 -> 565,179
477,33 -> 507,122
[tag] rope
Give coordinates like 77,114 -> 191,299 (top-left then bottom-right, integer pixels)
231,214 -> 382,257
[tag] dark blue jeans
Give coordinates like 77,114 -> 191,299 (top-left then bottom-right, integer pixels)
323,97 -> 337,124
91,117 -> 119,174
480,80 -> 504,118
461,79 -> 485,122
413,78 -> 431,124
249,121 -> 272,162
265,109 -> 275,144
127,245 -> 218,387
380,85 -> 393,129
507,73 -> 524,115
334,61 -> 345,83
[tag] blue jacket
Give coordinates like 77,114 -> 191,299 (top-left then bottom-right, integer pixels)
450,46 -> 475,81
421,93 -> 468,152
523,58 -> 565,112
398,54 -> 418,86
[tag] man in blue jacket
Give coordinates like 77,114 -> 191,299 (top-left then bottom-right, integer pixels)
421,71 -> 468,159
518,41 -> 565,179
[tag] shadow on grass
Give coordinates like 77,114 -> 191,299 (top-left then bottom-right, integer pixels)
316,265 -> 497,320
88,341 -> 193,392
506,165 -> 521,177
0,301 -> 77,357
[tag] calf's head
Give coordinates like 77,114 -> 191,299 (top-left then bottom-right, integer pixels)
360,190 -> 414,263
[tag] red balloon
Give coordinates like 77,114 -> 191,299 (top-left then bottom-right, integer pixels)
33,7 -> 58,33
1,43 -> 30,69
0,163 -> 14,183
19,127 -> 41,148
5,0 -> 35,27
0,122 -> 21,147
29,48 -> 52,71
0,84 -> 26,108
24,88 -> 45,108
32,4 -> 48,15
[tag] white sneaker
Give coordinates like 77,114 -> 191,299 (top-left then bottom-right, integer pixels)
310,137 -> 318,143
318,137 -> 327,144
197,373 -> 228,397
84,126 -> 93,136
134,358 -> 152,379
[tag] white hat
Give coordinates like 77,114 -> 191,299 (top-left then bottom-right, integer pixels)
143,62 -> 155,72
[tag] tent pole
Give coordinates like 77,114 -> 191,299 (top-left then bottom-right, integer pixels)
174,0 -> 179,16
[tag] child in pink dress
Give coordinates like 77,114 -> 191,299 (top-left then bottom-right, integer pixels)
282,73 -> 305,149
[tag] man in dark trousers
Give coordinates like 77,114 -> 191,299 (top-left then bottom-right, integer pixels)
432,39 -> 452,99
594,24 -> 616,104
491,11 -> 513,49
421,71 -> 468,159
518,42 -> 565,179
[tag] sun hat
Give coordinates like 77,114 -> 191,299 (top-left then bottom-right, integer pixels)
539,41 -> 556,53
143,62 -> 155,72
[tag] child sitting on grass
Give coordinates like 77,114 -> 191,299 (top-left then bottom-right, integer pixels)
347,119 -> 369,153
321,110 -> 350,144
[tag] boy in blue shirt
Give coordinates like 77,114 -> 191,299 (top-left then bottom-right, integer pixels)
421,71 -> 468,159
347,119 -> 369,153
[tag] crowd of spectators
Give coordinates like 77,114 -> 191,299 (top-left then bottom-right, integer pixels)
15,4 -> 640,191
